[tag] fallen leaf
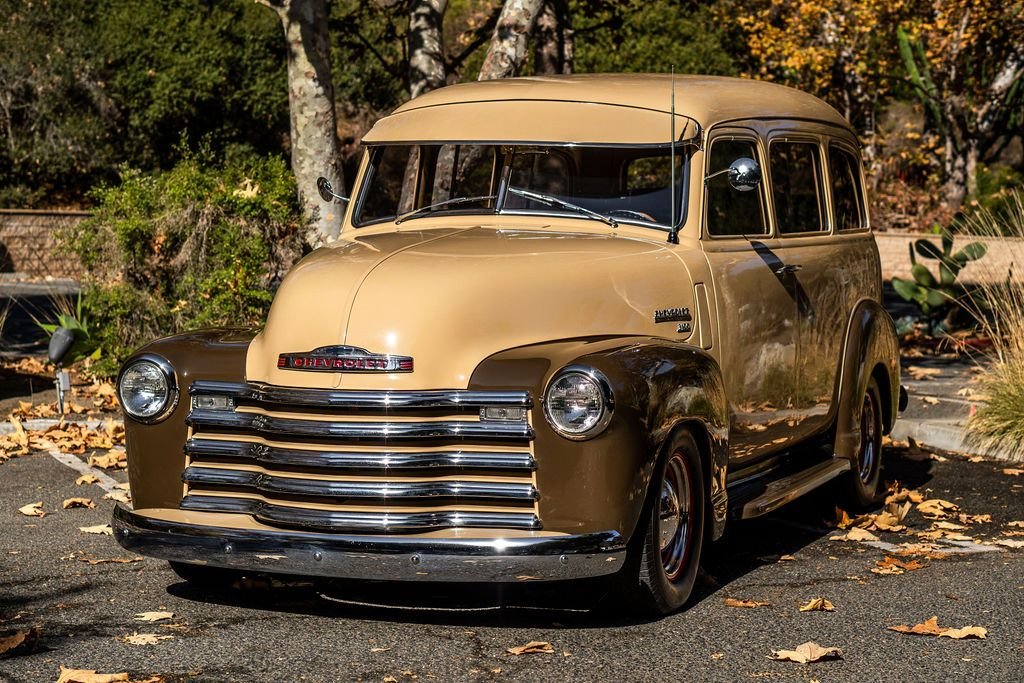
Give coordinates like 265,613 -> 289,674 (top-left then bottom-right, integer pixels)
993,539 -> 1024,549
1003,468 -> 1024,476
506,641 -> 555,655
123,633 -> 172,646
79,524 -> 112,536
75,474 -> 99,485
778,554 -> 796,562
134,611 -> 174,623
917,499 -> 959,518
933,521 -> 968,531
724,598 -> 771,609
62,497 -> 95,510
906,366 -> 942,380
710,652 -> 724,660
78,556 -> 143,565
56,667 -> 129,683
1008,521 -> 1024,528
768,642 -> 842,664
829,527 -> 879,542
798,598 -> 835,612
103,490 -> 131,504
889,616 -> 986,639
0,626 -> 39,656
921,396 -> 940,405
958,513 -> 992,525
871,556 -> 926,575
18,502 -> 45,518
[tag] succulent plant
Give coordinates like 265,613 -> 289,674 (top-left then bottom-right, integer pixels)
892,229 -> 987,328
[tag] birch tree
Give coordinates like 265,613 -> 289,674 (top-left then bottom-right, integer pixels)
409,0 -> 449,99
257,0 -> 344,242
478,0 -> 546,80
533,0 -> 573,75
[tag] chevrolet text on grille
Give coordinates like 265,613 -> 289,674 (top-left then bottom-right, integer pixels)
277,345 -> 413,373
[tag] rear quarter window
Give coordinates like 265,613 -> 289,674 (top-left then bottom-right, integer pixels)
769,141 -> 826,234
828,145 -> 866,230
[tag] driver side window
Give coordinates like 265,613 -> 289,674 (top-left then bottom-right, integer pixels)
705,138 -> 767,237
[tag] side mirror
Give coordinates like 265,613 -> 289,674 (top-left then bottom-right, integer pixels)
316,176 -> 349,204
48,326 -> 75,366
726,157 -> 760,192
705,157 -> 761,192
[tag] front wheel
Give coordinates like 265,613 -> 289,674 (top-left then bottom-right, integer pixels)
625,430 -> 707,615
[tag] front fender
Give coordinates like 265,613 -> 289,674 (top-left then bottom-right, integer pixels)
121,329 -> 255,510
834,299 -> 900,460
470,336 -> 729,542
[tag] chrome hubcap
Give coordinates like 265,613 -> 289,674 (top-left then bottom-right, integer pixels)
858,393 -> 878,484
659,452 -> 692,581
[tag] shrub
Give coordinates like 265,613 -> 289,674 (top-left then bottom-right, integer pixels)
61,151 -> 307,376
960,192 -> 1024,458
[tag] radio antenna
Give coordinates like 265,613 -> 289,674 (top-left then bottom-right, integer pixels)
667,66 -> 679,245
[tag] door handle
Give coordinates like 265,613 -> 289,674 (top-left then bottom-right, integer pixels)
775,263 -> 803,275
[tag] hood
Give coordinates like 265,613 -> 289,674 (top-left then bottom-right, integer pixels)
246,226 -> 694,389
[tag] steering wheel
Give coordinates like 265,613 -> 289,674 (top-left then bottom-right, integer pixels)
608,209 -> 657,222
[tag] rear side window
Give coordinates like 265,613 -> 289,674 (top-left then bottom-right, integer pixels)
770,141 -> 825,234
705,138 -> 767,237
828,145 -> 865,230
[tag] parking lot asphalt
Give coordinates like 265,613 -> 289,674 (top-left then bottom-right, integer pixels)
2,442 -> 1024,683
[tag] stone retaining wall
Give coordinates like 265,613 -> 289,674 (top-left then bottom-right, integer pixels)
875,231 -> 1024,283
0,210 -> 88,279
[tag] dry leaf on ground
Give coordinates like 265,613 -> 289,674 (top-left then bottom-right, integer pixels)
79,524 -> 112,536
933,520 -> 968,531
917,499 -> 959,518
88,451 -> 126,470
56,667 -> 129,683
871,556 -> 926,575
958,513 -> 992,525
0,626 -> 39,656
993,539 -> 1024,549
103,490 -> 131,505
829,527 -> 878,542
724,598 -> 771,609
77,556 -> 143,565
798,598 -> 835,612
123,633 -> 173,646
18,502 -> 45,518
889,616 -> 986,639
75,474 -> 99,485
62,497 -> 95,510
768,642 -> 842,664
1003,468 -> 1024,476
134,611 -> 174,623
885,485 -> 924,505
1008,521 -> 1024,528
506,641 -> 555,655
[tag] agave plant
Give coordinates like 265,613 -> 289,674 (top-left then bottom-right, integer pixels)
892,228 -> 988,332
32,293 -> 101,365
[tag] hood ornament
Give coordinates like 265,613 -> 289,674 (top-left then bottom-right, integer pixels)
278,345 -> 413,373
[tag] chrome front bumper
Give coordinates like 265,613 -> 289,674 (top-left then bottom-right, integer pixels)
111,505 -> 627,583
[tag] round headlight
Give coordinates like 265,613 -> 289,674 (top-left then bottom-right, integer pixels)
543,366 -> 613,439
118,356 -> 176,422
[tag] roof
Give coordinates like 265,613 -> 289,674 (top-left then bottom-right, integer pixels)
362,74 -> 852,145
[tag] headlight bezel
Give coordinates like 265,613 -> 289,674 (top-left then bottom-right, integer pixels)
116,353 -> 179,424
542,364 -> 614,440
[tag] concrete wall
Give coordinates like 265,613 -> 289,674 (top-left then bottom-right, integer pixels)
0,210 -> 88,279
875,230 -> 1024,284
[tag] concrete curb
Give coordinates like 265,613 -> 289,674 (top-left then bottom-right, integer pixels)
891,416 -> 1022,463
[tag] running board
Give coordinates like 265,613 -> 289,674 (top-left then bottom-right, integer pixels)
738,459 -> 851,519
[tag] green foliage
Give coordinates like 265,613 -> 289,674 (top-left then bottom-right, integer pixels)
33,294 -> 100,365
61,151 -> 307,375
892,229 -> 988,328
572,1 -> 737,75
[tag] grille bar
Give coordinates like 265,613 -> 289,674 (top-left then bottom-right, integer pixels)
180,494 -> 542,532
186,438 -> 536,472
182,465 -> 539,503
187,409 -> 533,443
191,380 -> 532,410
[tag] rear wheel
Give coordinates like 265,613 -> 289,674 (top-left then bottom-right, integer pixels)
845,378 -> 884,507
625,430 -> 707,615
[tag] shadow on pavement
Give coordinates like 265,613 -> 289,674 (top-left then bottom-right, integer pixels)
164,450 -> 935,628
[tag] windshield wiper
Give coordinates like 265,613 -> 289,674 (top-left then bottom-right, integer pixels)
504,187 -> 618,228
394,195 -> 497,224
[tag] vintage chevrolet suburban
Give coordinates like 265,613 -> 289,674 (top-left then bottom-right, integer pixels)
112,74 -> 903,614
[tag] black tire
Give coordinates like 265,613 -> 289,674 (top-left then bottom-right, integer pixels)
624,430 -> 707,616
845,378 -> 884,508
169,561 -> 241,590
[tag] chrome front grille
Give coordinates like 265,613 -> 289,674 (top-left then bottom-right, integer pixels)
182,381 -> 539,533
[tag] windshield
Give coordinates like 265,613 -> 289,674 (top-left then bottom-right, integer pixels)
353,143 -> 688,230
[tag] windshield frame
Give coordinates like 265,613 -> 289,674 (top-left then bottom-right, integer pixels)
351,142 -> 692,232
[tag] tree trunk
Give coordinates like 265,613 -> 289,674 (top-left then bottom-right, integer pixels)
258,0 -> 344,243
532,0 -> 573,75
478,0 -> 545,80
942,135 -> 979,211
408,0 -> 448,99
